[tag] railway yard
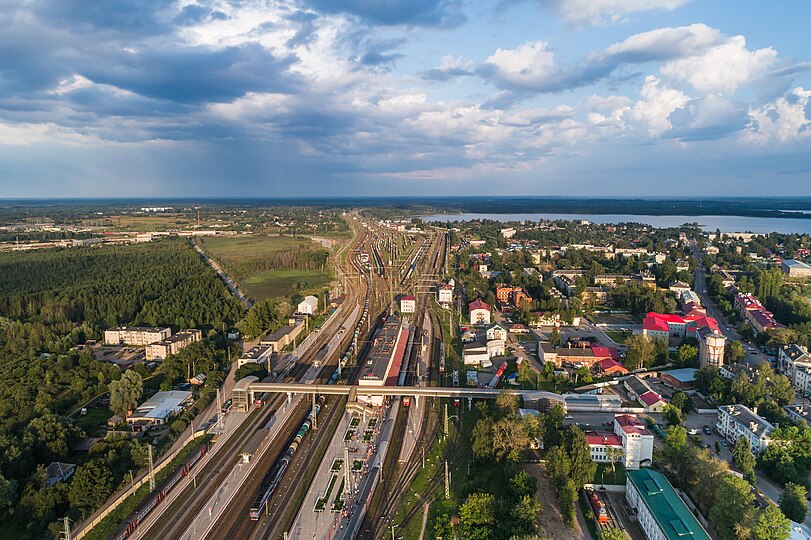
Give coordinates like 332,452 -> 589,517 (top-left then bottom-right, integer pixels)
98,218 -> 452,540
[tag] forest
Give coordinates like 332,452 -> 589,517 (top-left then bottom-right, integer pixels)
0,239 -> 245,538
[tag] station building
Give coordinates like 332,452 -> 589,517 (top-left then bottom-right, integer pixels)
358,318 -> 409,406
626,468 -> 709,540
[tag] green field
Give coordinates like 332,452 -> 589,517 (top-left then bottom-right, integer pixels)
200,235 -> 333,300
243,269 -> 332,299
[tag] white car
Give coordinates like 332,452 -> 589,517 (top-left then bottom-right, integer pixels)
688,429 -> 698,435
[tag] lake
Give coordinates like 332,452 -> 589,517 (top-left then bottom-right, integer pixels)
421,213 -> 811,235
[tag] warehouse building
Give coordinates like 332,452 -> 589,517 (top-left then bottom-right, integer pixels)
127,391 -> 193,429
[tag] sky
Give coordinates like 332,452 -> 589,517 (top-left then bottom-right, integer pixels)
0,0 -> 810,197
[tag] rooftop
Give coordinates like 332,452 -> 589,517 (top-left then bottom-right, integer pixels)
721,404 -> 775,437
661,368 -> 698,383
784,259 -> 811,270
469,299 -> 490,311
627,469 -> 710,540
360,318 -> 407,384
586,431 -> 622,447
129,391 -> 192,421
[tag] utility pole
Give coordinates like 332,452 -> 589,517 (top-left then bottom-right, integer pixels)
312,393 -> 317,431
61,517 -> 71,540
444,403 -> 448,437
148,444 -> 155,491
344,445 -> 350,493
216,388 -> 223,429
444,461 -> 450,499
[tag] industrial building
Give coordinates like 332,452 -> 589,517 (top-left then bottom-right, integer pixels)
127,391 -> 193,429
145,329 -> 202,361
104,326 -> 171,347
782,259 -> 811,278
357,318 -> 409,406
261,319 -> 305,352
238,344 -> 273,368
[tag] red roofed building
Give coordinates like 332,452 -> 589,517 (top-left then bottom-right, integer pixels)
595,358 -> 628,376
639,391 -> 666,412
468,299 -> 491,325
586,414 -> 654,469
642,312 -> 721,340
614,414 -> 654,468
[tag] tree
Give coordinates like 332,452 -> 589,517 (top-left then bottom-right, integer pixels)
23,413 -> 72,463
0,473 -> 17,511
109,369 -> 143,417
567,426 -> 597,488
779,483 -> 807,523
510,470 -> 537,498
624,335 -> 655,370
496,391 -> 520,414
670,390 -> 692,413
68,460 -> 113,512
601,528 -> 626,540
710,475 -> 755,540
543,405 -> 565,449
726,340 -> 746,364
511,495 -> 542,537
676,344 -> 698,367
753,505 -> 791,540
605,447 -> 624,477
544,445 -> 571,490
549,327 -> 562,347
472,415 -> 494,460
732,436 -> 757,484
663,404 -> 683,426
769,375 -> 795,406
663,425 -> 687,460
459,492 -> 496,539
492,417 -> 533,461
558,479 -> 577,527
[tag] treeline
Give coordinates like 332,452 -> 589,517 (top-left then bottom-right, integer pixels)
0,239 -> 245,332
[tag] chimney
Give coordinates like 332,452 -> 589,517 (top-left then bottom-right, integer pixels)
752,406 -> 758,415
750,422 -> 758,432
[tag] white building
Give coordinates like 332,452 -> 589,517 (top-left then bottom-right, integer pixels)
468,299 -> 491,326
297,295 -> 319,315
399,295 -> 416,314
783,259 -> 811,278
486,339 -> 506,358
485,323 -> 508,342
127,391 -> 193,427
238,344 -> 274,368
698,328 -> 726,368
104,326 -> 171,347
145,329 -> 202,361
462,342 -> 489,366
438,280 -> 454,305
716,404 -> 774,456
614,414 -> 654,469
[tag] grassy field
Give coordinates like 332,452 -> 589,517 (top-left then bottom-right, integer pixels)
90,214 -> 196,231
604,330 -> 630,344
200,235 -> 333,300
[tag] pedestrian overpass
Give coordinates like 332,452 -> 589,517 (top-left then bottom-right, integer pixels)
233,379 -> 626,412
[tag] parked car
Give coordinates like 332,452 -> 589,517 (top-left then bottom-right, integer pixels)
688,428 -> 698,435
703,426 -> 712,434
720,439 -> 729,447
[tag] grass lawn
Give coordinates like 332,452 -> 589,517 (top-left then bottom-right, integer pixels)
604,330 -> 630,344
200,235 -> 333,300
242,269 -> 332,299
94,214 -> 196,231
75,407 -> 113,436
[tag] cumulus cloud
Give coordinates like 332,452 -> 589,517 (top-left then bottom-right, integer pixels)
629,75 -> 689,136
536,0 -> 690,26
660,35 -> 777,94
747,87 -> 811,142
420,55 -> 475,81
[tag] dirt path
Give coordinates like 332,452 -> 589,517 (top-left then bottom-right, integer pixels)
524,463 -> 588,539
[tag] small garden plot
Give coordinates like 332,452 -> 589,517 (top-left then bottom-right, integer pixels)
352,459 -> 363,471
363,430 -> 374,443
349,417 -> 360,428
343,429 -> 355,441
331,478 -> 345,512
367,418 -> 377,428
314,474 -> 338,512
330,458 -> 343,472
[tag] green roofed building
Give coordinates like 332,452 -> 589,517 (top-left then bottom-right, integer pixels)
626,469 -> 710,540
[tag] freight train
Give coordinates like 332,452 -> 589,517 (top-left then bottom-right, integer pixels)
249,395 -> 326,520
113,443 -> 209,540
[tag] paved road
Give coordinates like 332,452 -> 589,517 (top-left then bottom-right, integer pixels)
689,239 -> 769,367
